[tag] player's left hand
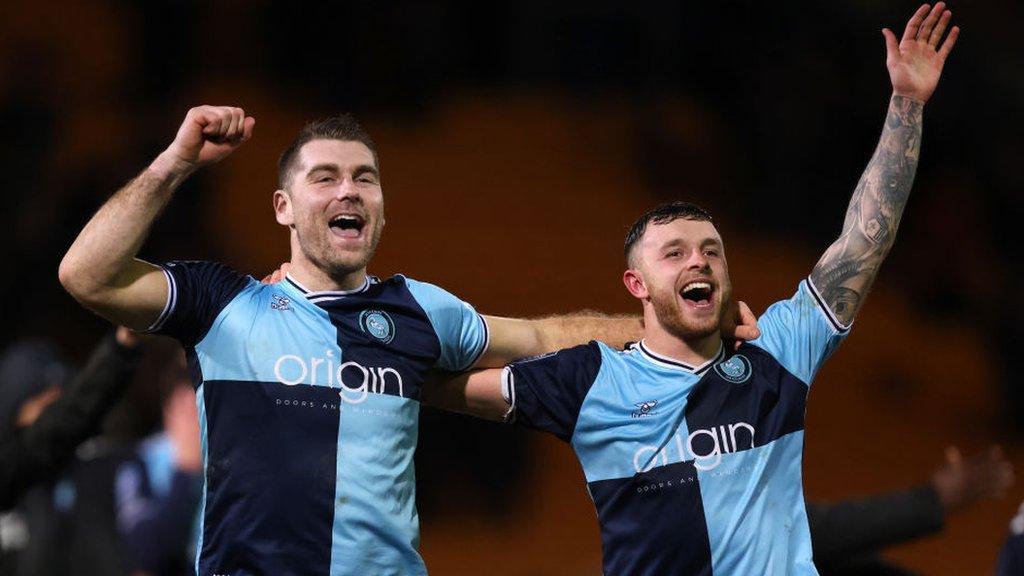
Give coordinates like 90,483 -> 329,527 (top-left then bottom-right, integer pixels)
883,3 -> 959,104
261,262 -> 291,284
722,300 -> 760,350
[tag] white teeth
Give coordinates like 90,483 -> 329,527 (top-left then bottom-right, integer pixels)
331,215 -> 361,224
683,282 -> 712,291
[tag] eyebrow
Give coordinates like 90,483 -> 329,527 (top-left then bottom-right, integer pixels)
304,163 -> 380,180
657,237 -> 722,250
352,164 -> 380,179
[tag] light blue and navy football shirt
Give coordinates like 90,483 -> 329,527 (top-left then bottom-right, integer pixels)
504,279 -> 848,575
146,261 -> 489,576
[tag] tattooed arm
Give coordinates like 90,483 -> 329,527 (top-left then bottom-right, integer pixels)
809,3 -> 959,326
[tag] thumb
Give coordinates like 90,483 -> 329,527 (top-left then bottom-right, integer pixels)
882,28 -> 900,61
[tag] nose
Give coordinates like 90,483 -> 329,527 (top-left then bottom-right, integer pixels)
686,250 -> 709,272
334,176 -> 361,202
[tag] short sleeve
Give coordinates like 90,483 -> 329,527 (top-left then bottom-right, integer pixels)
404,278 -> 489,372
146,260 -> 252,348
750,278 -> 850,386
505,342 -> 603,442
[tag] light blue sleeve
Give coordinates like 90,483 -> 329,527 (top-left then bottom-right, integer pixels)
404,278 -> 489,371
749,278 -> 850,386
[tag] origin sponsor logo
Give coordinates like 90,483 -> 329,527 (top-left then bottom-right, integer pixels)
273,351 -> 404,404
632,422 -> 755,472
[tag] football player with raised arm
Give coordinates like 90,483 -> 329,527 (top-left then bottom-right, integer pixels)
424,5 -> 959,575
56,60 -> 759,576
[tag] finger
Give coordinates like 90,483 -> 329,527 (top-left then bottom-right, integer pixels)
226,108 -> 243,140
733,326 -> 761,342
738,300 -> 758,326
217,108 -> 234,137
198,107 -> 223,136
946,446 -> 962,465
233,108 -> 248,141
241,115 -> 256,142
929,10 -> 951,47
902,4 -> 931,43
917,2 -> 945,41
938,25 -> 959,60
882,28 -> 900,62
281,262 -> 291,275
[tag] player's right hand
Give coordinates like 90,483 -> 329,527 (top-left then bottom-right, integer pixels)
162,105 -> 255,172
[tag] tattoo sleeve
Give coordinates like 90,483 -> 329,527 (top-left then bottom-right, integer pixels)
809,95 -> 923,327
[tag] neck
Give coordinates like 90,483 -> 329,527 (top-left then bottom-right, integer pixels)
287,252 -> 367,293
642,314 -> 722,367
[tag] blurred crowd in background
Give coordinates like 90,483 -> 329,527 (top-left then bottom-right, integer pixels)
0,1 -> 1022,574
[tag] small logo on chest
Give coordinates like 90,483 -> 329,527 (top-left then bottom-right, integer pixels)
715,354 -> 752,384
270,294 -> 292,311
631,400 -> 659,418
359,309 -> 396,344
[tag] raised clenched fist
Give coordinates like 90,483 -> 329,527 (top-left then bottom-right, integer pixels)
161,105 -> 255,174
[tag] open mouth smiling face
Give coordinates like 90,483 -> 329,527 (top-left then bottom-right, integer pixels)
679,279 -> 716,311
328,212 -> 366,242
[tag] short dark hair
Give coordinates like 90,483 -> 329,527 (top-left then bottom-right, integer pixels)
624,201 -> 714,265
277,114 -> 378,189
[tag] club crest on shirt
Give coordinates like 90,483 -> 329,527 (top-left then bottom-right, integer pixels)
631,399 -> 659,418
359,309 -> 396,344
715,354 -> 752,384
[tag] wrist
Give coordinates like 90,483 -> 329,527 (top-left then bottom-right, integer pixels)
891,91 -> 928,106
149,150 -> 198,186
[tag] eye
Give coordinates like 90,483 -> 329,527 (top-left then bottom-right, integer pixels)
703,249 -> 719,258
665,250 -> 681,259
357,176 -> 376,184
315,175 -> 334,184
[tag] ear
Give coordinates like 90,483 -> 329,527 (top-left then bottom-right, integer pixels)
273,189 -> 294,227
623,268 -> 649,300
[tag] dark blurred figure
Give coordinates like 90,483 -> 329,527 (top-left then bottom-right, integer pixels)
114,357 -> 202,576
996,502 -> 1024,575
0,328 -> 143,576
811,446 -> 1013,576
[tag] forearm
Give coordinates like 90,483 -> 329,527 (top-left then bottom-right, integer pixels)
0,333 -> 140,509
808,484 -> 943,562
810,94 -> 922,326
421,369 -> 508,421
59,154 -> 188,301
24,334 -> 138,465
533,312 -> 642,352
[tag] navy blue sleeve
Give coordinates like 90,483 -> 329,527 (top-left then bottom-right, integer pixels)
506,342 -> 603,442
145,260 -> 252,348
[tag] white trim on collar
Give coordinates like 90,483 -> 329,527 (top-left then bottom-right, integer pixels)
634,340 -> 724,374
285,273 -> 373,301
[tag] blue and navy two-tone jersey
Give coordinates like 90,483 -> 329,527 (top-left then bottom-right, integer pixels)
147,261 -> 489,576
505,279 -> 848,575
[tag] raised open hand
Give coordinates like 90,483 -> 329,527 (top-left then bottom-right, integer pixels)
882,3 -> 959,104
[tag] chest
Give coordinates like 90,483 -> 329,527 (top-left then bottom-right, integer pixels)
195,291 -> 442,402
574,350 -> 810,479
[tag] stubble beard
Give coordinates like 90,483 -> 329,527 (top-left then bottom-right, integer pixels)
650,283 -> 731,342
294,218 -> 382,280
